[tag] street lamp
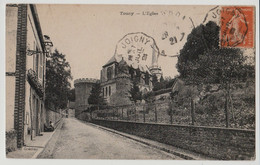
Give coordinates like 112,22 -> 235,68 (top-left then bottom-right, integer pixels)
27,35 -> 53,56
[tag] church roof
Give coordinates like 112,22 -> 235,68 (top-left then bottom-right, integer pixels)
103,56 -> 117,67
171,78 -> 184,92
103,55 -> 151,74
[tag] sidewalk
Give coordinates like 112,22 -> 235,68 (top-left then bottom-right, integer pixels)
86,121 -> 214,160
6,119 -> 63,159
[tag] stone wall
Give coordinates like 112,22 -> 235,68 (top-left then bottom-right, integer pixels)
92,119 -> 255,160
46,109 -> 62,127
77,111 -> 92,121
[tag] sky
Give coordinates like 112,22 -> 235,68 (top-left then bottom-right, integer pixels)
36,4 -> 255,84
36,5 -> 215,82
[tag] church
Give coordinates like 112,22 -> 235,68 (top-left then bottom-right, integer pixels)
100,32 -> 162,105
74,32 -> 162,108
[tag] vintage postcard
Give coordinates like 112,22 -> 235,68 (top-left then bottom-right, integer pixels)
4,1 -> 258,163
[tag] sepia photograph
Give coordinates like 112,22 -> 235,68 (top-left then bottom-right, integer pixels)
3,0 -> 259,163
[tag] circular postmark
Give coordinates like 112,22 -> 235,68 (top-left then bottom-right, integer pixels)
159,10 -> 194,57
202,6 -> 221,25
115,32 -> 160,68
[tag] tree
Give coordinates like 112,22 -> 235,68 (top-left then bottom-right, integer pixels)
152,74 -> 158,86
195,48 -> 249,127
176,21 -> 255,127
177,21 -> 254,84
88,83 -> 106,117
68,88 -> 75,102
152,76 -> 174,91
143,91 -> 155,103
88,83 -> 105,106
160,75 -> 164,82
135,68 -> 141,82
177,21 -> 220,80
45,49 -> 72,110
129,79 -> 142,104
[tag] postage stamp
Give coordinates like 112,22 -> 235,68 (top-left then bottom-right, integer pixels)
220,6 -> 254,48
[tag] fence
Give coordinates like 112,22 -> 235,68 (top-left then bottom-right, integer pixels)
90,98 -> 254,130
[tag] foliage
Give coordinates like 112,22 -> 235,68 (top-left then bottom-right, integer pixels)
68,88 -> 75,102
176,21 -> 255,127
88,83 -> 106,106
151,74 -> 158,86
27,69 -> 44,97
168,101 -> 175,116
129,78 -> 142,103
45,49 -> 72,110
153,77 -> 175,91
6,130 -> 17,154
135,68 -> 141,82
160,76 -> 164,82
177,21 -> 219,76
177,21 -> 254,86
110,91 -> 132,106
94,82 -> 255,129
143,91 -> 155,103
196,90 -> 225,115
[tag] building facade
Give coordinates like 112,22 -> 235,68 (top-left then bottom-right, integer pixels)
100,57 -> 154,105
74,32 -> 162,108
6,4 -> 52,148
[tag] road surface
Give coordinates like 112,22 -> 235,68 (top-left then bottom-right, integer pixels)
38,118 -> 182,159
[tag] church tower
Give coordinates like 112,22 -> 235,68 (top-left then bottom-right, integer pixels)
149,48 -> 162,79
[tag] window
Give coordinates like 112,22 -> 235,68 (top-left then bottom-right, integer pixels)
35,47 -> 39,76
109,86 -> 111,96
39,52 -> 43,80
107,66 -> 113,80
106,87 -> 108,96
102,88 -> 104,97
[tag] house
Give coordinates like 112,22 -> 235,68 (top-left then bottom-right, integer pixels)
152,78 -> 185,101
6,4 -> 53,149
170,78 -> 185,102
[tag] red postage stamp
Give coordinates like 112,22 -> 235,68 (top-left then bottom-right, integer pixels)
220,6 -> 254,48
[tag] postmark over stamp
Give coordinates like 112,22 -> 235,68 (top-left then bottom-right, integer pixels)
220,6 -> 254,48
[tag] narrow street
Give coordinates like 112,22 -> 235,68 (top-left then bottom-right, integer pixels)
37,118 -> 182,159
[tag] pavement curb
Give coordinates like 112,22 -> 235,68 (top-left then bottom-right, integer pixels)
31,119 -> 64,159
86,121 -> 209,160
